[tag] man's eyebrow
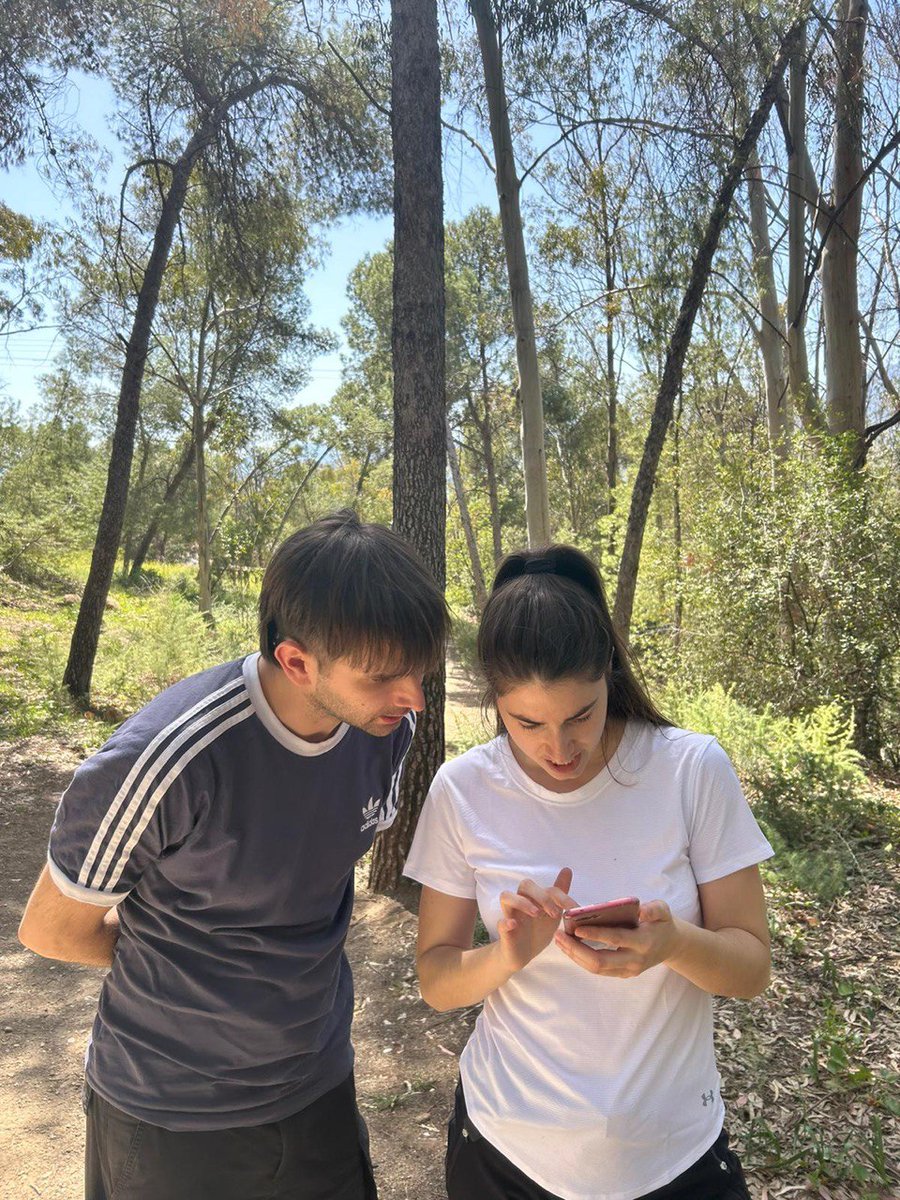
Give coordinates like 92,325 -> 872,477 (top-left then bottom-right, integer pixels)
507,700 -> 597,723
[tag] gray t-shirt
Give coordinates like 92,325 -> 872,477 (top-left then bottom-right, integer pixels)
48,653 -> 415,1131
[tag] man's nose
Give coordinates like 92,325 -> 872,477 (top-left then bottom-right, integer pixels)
396,675 -> 426,712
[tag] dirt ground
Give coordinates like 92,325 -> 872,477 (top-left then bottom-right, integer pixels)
1,685 -> 898,1199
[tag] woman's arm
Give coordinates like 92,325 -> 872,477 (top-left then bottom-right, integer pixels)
664,865 -> 770,998
417,868 -> 577,1012
555,865 -> 771,999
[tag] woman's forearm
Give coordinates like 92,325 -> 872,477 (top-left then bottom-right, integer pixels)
418,939 -> 514,1011
666,919 -> 770,998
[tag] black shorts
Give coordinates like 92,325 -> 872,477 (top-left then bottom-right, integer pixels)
84,1072 -> 377,1200
445,1080 -> 752,1200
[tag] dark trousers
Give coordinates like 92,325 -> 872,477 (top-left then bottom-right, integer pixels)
445,1081 -> 752,1200
84,1073 -> 377,1200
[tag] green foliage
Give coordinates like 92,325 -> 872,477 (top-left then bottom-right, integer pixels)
666,683 -> 897,900
639,436 -> 900,767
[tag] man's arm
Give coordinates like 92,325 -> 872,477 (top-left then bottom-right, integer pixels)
18,866 -> 120,968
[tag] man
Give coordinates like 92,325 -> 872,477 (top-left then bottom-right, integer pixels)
18,509 -> 449,1200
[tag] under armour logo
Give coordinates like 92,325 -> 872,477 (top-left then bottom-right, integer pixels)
701,1089 -> 715,1107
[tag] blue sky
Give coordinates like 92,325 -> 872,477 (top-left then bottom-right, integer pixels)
0,72 -> 498,415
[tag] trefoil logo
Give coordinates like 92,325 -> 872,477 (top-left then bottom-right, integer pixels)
360,796 -> 381,833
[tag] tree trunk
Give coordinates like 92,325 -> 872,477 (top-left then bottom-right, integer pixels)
128,438 -> 197,580
63,142 -> 203,702
613,28 -> 798,639
597,153 -> 619,505
447,418 -> 488,610
470,0 -> 550,547
822,0 -> 867,456
787,26 -> 809,403
747,152 -> 789,461
477,350 -> 503,566
193,398 -> 213,624
369,0 -> 446,895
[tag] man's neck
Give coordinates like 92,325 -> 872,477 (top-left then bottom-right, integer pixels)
256,656 -> 342,743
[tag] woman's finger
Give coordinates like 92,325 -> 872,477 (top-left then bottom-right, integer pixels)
500,891 -> 542,919
573,924 -> 640,950
555,931 -> 641,977
517,879 -> 565,918
639,899 -> 670,923
553,867 -> 574,895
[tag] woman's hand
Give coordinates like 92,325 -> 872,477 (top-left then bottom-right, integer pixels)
497,868 -> 577,973
553,899 -> 681,978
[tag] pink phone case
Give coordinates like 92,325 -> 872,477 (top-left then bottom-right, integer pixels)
562,897 -> 640,936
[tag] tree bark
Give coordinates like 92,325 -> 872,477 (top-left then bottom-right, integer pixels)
369,0 -> 446,895
822,0 -> 867,455
470,0 -> 550,547
786,24 -> 826,436
613,28 -> 798,639
447,417 -> 488,610
476,349 -> 503,566
747,153 -> 789,461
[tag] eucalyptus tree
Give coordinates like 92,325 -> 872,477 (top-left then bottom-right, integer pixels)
62,0 -> 388,702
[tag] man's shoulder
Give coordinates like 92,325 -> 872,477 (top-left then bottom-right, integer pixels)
83,658 -> 253,779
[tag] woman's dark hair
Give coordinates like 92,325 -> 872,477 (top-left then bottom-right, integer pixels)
478,544 -> 670,726
259,509 -> 450,674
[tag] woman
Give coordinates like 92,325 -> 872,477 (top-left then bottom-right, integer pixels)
404,546 -> 773,1200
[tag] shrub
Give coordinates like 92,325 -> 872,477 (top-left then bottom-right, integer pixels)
666,685 -> 895,900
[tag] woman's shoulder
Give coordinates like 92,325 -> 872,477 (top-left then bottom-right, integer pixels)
436,735 -> 507,784
627,722 -> 724,773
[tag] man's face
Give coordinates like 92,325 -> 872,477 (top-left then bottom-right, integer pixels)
308,656 -> 426,737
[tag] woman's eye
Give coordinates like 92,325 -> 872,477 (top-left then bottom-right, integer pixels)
572,713 -> 592,724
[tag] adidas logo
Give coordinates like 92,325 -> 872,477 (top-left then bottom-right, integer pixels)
360,795 -> 381,833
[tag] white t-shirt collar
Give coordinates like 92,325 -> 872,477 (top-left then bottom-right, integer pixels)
242,652 -> 350,757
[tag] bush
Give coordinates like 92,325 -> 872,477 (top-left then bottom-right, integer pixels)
666,685 -> 895,900
641,438 -> 900,766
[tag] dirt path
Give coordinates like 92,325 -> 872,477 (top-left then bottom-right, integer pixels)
2,696 -> 898,1198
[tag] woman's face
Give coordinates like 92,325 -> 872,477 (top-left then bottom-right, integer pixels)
496,674 -> 615,791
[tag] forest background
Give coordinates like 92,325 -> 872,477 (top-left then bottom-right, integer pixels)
1,1 -> 899,1197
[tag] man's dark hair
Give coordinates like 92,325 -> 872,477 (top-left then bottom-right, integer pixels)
259,510 -> 449,674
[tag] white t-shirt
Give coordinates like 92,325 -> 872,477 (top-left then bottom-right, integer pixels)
404,722 -> 773,1200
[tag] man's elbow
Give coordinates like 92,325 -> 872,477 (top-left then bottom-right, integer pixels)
17,913 -> 79,963
17,914 -> 58,960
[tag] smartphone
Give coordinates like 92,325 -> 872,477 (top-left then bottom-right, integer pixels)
562,897 -> 640,937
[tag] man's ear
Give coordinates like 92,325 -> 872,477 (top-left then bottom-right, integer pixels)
273,639 -> 319,688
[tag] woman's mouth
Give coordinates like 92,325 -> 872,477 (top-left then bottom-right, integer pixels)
546,753 -> 581,774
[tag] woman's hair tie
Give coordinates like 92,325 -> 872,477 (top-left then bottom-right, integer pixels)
523,557 -> 555,575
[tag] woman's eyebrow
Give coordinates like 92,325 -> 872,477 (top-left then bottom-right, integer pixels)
507,700 -> 597,723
